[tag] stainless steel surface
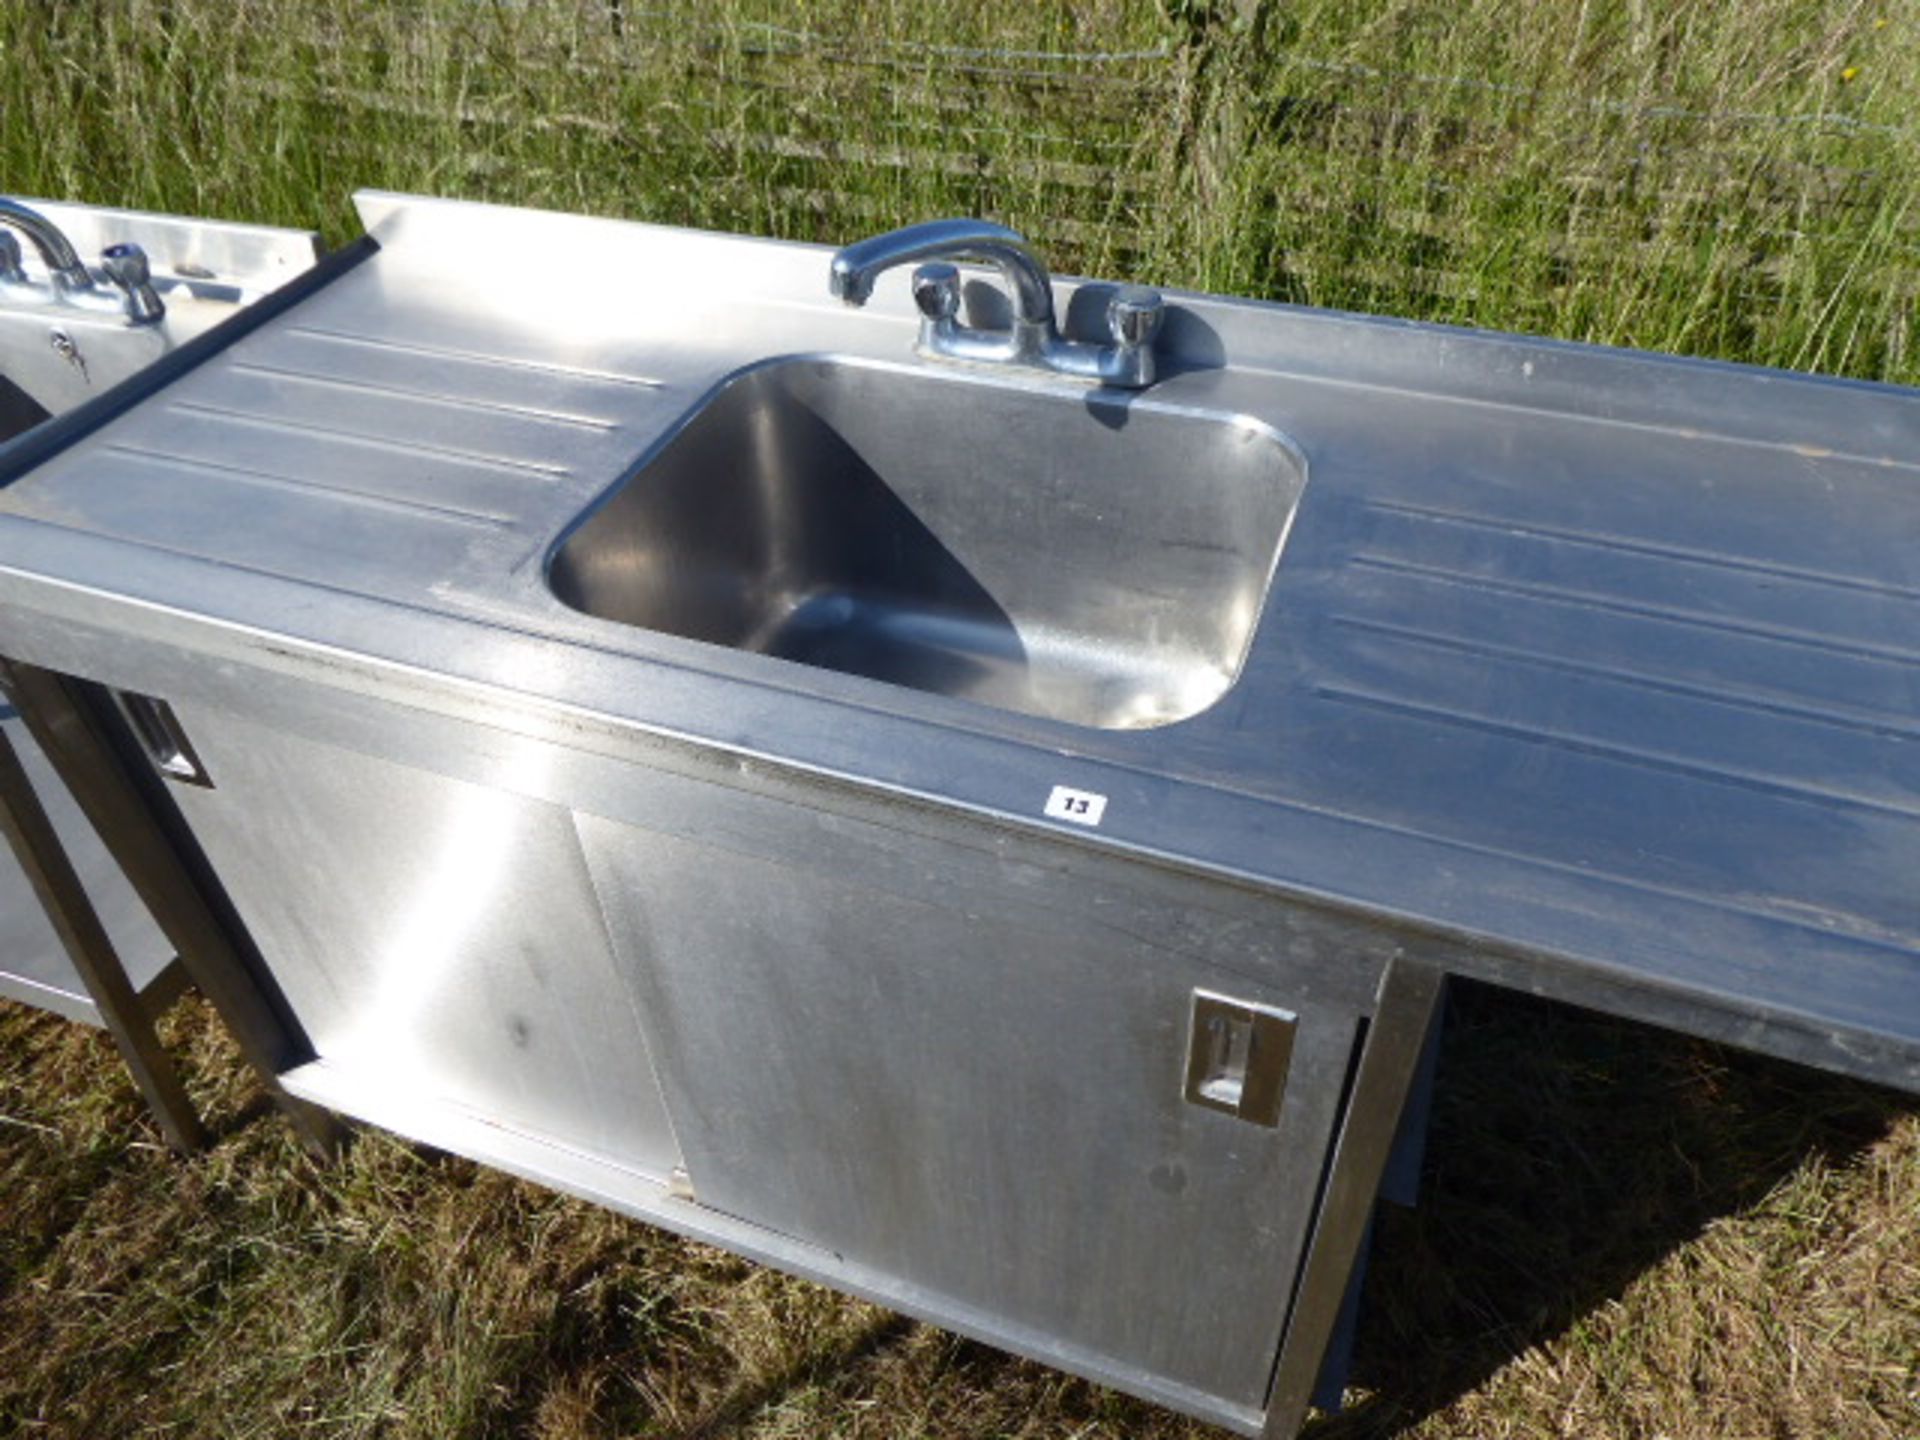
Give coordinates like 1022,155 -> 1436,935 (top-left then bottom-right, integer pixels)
0,703 -> 176,1024
0,199 -> 321,1145
1184,990 -> 1298,1127
910,260 -> 961,323
2,659 -> 344,1159
0,197 -> 320,1022
578,798 -> 1357,1410
158,699 -> 683,1183
830,218 -> 1164,387
0,298 -> 176,420
0,197 -> 94,294
0,198 -> 184,327
3,196 -> 320,302
1264,960 -> 1446,1438
100,244 -> 166,326
114,690 -> 212,787
0,197 -> 321,418
1108,283 -> 1166,349
0,190 -> 1904,1092
0,715 -> 205,1148
549,356 -> 1303,729
830,217 -> 1055,319
13,629 -> 1396,1430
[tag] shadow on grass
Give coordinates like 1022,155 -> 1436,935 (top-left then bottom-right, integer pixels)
1307,979 -> 1914,1439
658,1310 -> 918,1440
6,987 -> 1910,1438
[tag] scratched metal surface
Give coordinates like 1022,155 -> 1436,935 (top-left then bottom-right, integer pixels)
0,192 -> 1914,1089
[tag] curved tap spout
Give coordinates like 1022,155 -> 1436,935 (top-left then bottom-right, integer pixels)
829,219 -> 1055,328
0,198 -> 95,294
829,217 -> 1165,388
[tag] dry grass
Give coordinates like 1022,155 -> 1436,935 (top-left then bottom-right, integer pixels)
2,988 -> 1916,1439
2,1 -> 1919,1435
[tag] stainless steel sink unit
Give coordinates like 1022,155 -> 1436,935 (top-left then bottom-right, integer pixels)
1,192 -> 1918,1436
0,198 -> 322,420
550,357 -> 1302,729
0,197 -> 322,1149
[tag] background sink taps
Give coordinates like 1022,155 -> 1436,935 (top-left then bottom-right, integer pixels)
0,196 -> 94,294
0,196 -> 164,326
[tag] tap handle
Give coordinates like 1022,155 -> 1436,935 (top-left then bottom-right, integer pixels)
0,230 -> 23,283
100,241 -> 150,288
1107,285 -> 1164,349
100,242 -> 165,326
911,262 -> 962,323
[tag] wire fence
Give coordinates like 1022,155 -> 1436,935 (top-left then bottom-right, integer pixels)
4,0 -> 1913,378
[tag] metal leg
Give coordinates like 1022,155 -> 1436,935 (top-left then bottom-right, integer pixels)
0,722 -> 208,1151
0,659 -> 343,1161
1264,956 -> 1447,1439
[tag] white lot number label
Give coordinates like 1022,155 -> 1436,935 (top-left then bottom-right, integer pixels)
1044,784 -> 1108,828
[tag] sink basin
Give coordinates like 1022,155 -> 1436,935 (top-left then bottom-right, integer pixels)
549,358 -> 1306,729
0,374 -> 51,444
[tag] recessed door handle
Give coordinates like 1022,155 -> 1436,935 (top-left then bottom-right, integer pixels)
114,690 -> 213,787
1184,989 -> 1296,1127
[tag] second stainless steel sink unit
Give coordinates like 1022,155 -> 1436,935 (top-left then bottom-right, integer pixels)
0,197 -> 322,1150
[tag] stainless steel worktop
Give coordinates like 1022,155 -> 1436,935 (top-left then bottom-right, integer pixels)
2,190 -> 1916,1091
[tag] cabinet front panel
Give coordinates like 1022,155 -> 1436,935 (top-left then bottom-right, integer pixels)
160,702 -> 683,1183
579,800 -> 1363,1411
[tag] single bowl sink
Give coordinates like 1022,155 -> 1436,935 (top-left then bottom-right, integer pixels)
549,357 -> 1306,730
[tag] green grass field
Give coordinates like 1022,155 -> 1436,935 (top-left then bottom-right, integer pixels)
2,1 -> 1918,1436
6,0 -> 1919,381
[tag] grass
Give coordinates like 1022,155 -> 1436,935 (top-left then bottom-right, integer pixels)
1,0 -> 1918,1435
2,1 -> 1917,379
2,988 -> 1915,1438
